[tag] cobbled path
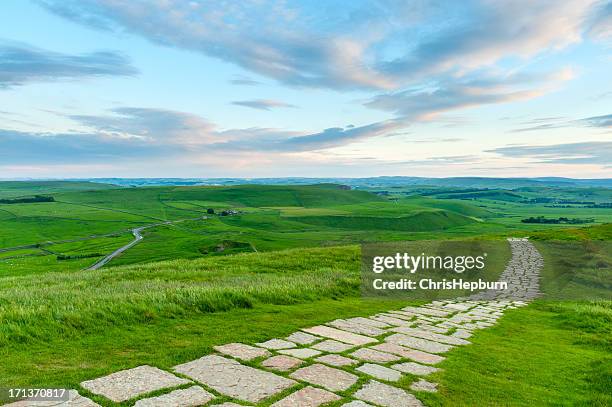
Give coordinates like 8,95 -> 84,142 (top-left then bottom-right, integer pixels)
9,238 -> 542,406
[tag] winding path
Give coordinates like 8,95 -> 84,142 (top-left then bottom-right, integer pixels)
7,238 -> 542,406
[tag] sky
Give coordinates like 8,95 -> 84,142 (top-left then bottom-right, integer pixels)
0,0 -> 611,179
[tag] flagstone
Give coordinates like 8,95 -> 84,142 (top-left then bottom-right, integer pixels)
290,364 -> 358,392
342,401 -> 374,407
80,365 -> 189,403
354,380 -> 424,407
350,348 -> 400,363
256,338 -> 297,350
410,379 -> 438,393
391,327 -> 471,345
214,343 -> 270,361
312,339 -> 355,353
174,355 -> 296,403
369,343 -> 445,365
356,363 -> 402,382
261,355 -> 303,371
271,386 -> 341,407
315,354 -> 359,367
287,331 -> 320,345
302,325 -> 377,346
278,348 -> 322,359
328,320 -> 386,336
391,362 -> 440,376
134,386 -> 215,407
386,334 -> 454,354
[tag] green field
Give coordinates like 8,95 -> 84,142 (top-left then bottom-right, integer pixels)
0,180 -> 610,405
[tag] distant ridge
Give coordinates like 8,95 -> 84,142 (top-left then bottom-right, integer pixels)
62,176 -> 612,189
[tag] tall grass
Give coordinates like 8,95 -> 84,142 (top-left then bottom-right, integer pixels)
0,246 -> 360,346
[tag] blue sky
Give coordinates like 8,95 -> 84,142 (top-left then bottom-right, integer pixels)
0,0 -> 610,178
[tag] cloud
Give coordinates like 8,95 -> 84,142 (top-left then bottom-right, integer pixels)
0,107 -> 405,166
36,0 -> 604,91
579,113 -> 612,128
587,0 -> 612,40
229,75 -> 261,86
0,40 -> 136,89
510,112 -> 611,132
0,129 -> 168,164
487,141 -> 612,165
365,70 -> 569,121
231,99 -> 296,111
70,107 -> 218,145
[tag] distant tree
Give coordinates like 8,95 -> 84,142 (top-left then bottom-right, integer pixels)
207,208 -> 215,214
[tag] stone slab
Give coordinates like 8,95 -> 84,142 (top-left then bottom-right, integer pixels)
80,365 -> 189,403
312,339 -> 355,353
290,364 -> 358,392
174,355 -> 296,403
354,380 -> 424,407
391,362 -> 439,376
356,363 -> 402,382
342,401 -> 374,407
385,334 -> 453,354
328,320 -> 386,336
350,348 -> 400,363
134,386 -> 215,407
271,386 -> 341,407
256,338 -> 297,350
302,326 -> 377,346
287,331 -> 320,345
410,379 -> 438,393
391,327 -> 470,345
214,342 -> 270,361
261,355 -> 303,371
4,390 -> 100,407
278,348 -> 322,359
369,343 -> 445,365
402,306 -> 450,317
315,354 -> 358,367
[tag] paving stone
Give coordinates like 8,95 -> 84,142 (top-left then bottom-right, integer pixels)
401,306 -> 450,317
386,333 -> 453,354
302,326 -> 377,346
287,331 -> 320,345
392,361 -> 440,376
391,327 -> 471,345
214,343 -> 271,361
315,354 -> 358,367
370,314 -> 414,326
271,386 -> 341,407
134,386 -> 215,407
346,317 -> 391,328
174,355 -> 296,403
4,390 -> 100,406
451,329 -> 473,339
350,348 -> 400,363
312,339 -> 355,353
387,311 -> 417,320
410,379 -> 438,393
261,355 -> 304,371
342,401 -> 374,407
290,364 -> 358,392
278,348 -> 322,359
328,319 -> 386,336
209,403 -> 244,407
356,363 -> 402,382
354,380 -> 424,407
256,338 -> 297,350
80,365 -> 190,403
369,343 -> 445,365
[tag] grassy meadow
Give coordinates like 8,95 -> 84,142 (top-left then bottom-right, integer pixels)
0,180 -> 610,405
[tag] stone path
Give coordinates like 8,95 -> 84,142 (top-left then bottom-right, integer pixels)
8,238 -> 541,406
